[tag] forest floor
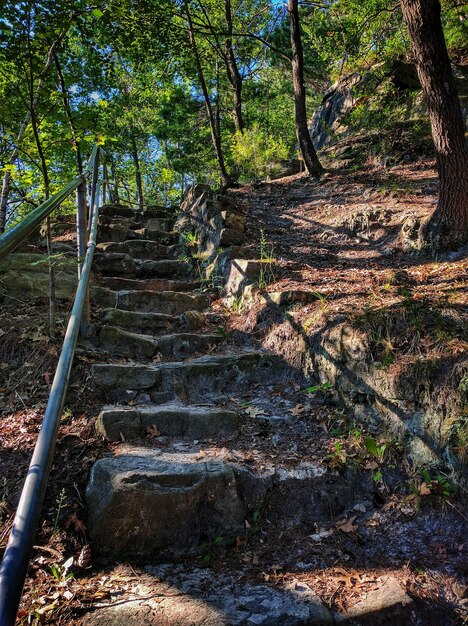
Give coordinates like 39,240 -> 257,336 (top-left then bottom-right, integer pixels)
0,155 -> 467,624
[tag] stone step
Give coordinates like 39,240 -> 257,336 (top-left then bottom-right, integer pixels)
100,203 -> 138,218
98,223 -> 179,244
93,252 -> 136,276
96,403 -> 242,441
99,204 -> 173,221
86,447 -> 359,558
92,351 -> 289,403
99,325 -> 158,357
98,276 -> 200,293
91,288 -> 208,315
93,255 -> 191,279
80,566 -> 333,626
97,240 -> 182,260
100,308 -> 176,334
86,449 -> 245,557
135,258 -> 191,278
98,325 -> 222,359
143,205 -> 173,220
114,290 -> 209,315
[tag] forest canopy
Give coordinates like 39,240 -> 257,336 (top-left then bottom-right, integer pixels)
0,0 -> 466,225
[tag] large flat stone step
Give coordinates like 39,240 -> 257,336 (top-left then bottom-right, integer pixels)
100,308 -> 176,334
96,403 -> 242,441
93,252 -> 136,276
99,203 -> 172,221
115,290 -> 209,315
98,325 -> 222,358
80,564 -> 333,625
91,289 -> 209,315
135,258 -> 191,278
98,276 -> 200,293
97,240 -> 182,260
92,351 -> 289,402
98,223 -> 179,244
86,447 -> 359,558
86,449 -> 245,557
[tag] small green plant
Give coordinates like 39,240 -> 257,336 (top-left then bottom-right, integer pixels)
228,295 -> 242,312
50,556 -> 74,583
182,230 -> 199,246
52,488 -> 67,535
365,436 -> 387,462
420,470 -> 454,497
306,382 -> 333,394
326,441 -> 347,468
257,229 -> 275,290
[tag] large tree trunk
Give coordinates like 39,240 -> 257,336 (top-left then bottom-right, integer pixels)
54,52 -> 82,174
225,0 -> 244,132
400,0 -> 468,249
130,133 -> 144,211
185,3 -> 234,188
288,0 -> 323,177
31,105 -> 56,337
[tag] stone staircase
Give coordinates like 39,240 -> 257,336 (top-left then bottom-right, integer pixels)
81,202 -> 421,625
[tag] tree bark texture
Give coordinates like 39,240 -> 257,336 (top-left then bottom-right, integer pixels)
400,0 -> 468,248
130,133 -> 144,211
225,0 -> 244,132
185,3 -> 234,188
288,0 -> 323,177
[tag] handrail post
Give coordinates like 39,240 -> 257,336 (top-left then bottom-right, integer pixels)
76,178 -> 89,336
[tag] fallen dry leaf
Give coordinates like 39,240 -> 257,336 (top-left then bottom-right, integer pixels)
419,482 -> 432,496
288,404 -> 305,417
244,406 -> 267,418
336,516 -> 358,534
147,424 -> 161,438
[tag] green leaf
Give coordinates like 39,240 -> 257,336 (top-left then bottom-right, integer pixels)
92,8 -> 104,18
365,437 -> 379,457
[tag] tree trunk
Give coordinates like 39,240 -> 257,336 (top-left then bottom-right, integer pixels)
185,3 -> 234,188
400,0 -> 468,249
31,105 -> 56,337
130,133 -> 144,211
225,0 -> 244,132
111,161 -> 120,204
288,0 -> 323,177
54,52 -> 82,174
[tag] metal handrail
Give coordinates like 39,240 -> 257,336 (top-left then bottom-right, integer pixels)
0,149 -> 102,626
0,145 -> 98,263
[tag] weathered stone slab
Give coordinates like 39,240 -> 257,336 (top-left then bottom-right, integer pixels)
81,565 -> 332,625
0,253 -> 78,300
92,352 -> 287,402
143,205 -> 172,220
100,308 -> 176,334
226,259 -> 262,297
100,203 -> 137,218
96,403 -> 242,440
99,325 -> 158,358
98,276 -> 199,293
115,290 -> 209,315
136,259 -> 191,278
86,450 -> 245,556
259,290 -> 323,306
157,333 -> 222,358
93,252 -> 136,276
97,240 -> 181,260
145,217 -> 171,233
